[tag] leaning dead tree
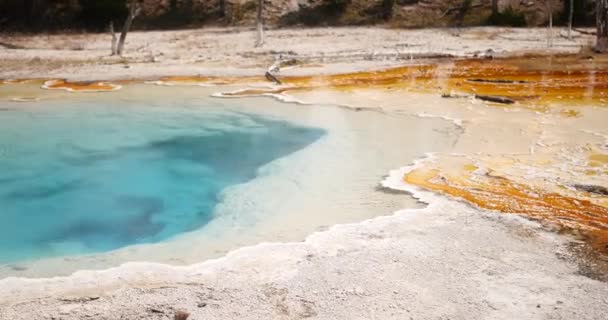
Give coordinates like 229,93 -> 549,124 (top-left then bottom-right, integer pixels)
598,0 -> 608,52
265,56 -> 282,84
255,0 -> 264,47
116,0 -> 142,56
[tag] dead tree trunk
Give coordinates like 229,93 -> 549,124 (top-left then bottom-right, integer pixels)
598,0 -> 608,52
255,0 -> 264,47
116,0 -> 141,56
568,0 -> 574,40
546,0 -> 553,47
110,21 -> 118,55
219,0 -> 226,17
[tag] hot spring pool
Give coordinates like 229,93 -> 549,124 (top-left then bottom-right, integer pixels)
0,85 -> 460,277
0,103 -> 324,263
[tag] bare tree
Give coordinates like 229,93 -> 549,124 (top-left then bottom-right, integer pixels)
567,0 -> 574,40
491,0 -> 498,16
219,0 -> 226,17
598,0 -> 608,52
255,0 -> 264,47
109,21 -> 118,55
546,0 -> 553,47
116,0 -> 142,56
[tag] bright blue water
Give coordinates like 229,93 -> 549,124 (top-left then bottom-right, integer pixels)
0,102 -> 324,263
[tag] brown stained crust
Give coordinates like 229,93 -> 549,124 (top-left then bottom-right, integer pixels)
176,54 -> 608,110
3,54 -> 607,110
42,80 -> 123,92
404,165 -> 608,273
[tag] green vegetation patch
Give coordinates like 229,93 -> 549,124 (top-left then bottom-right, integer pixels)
487,7 -> 526,27
79,0 -> 128,30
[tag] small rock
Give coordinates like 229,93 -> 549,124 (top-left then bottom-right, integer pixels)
175,310 -> 190,320
484,49 -> 495,59
354,287 -> 365,295
8,264 -> 27,271
58,304 -> 78,315
197,302 -> 207,308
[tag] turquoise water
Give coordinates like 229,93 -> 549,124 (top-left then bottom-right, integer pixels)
0,101 -> 324,263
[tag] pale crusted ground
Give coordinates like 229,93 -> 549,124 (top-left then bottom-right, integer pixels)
0,27 -> 607,320
2,194 -> 607,320
0,26 -> 597,80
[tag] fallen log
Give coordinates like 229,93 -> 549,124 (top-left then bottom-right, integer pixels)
573,184 -> 608,196
441,93 -> 469,99
474,94 -> 515,104
573,28 -> 597,36
264,57 -> 283,85
440,3 -> 483,18
0,41 -> 26,49
265,71 -> 282,85
467,78 -> 528,84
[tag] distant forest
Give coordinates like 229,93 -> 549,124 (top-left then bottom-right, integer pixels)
0,0 -> 128,31
0,0 -> 198,31
0,0 -> 598,32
